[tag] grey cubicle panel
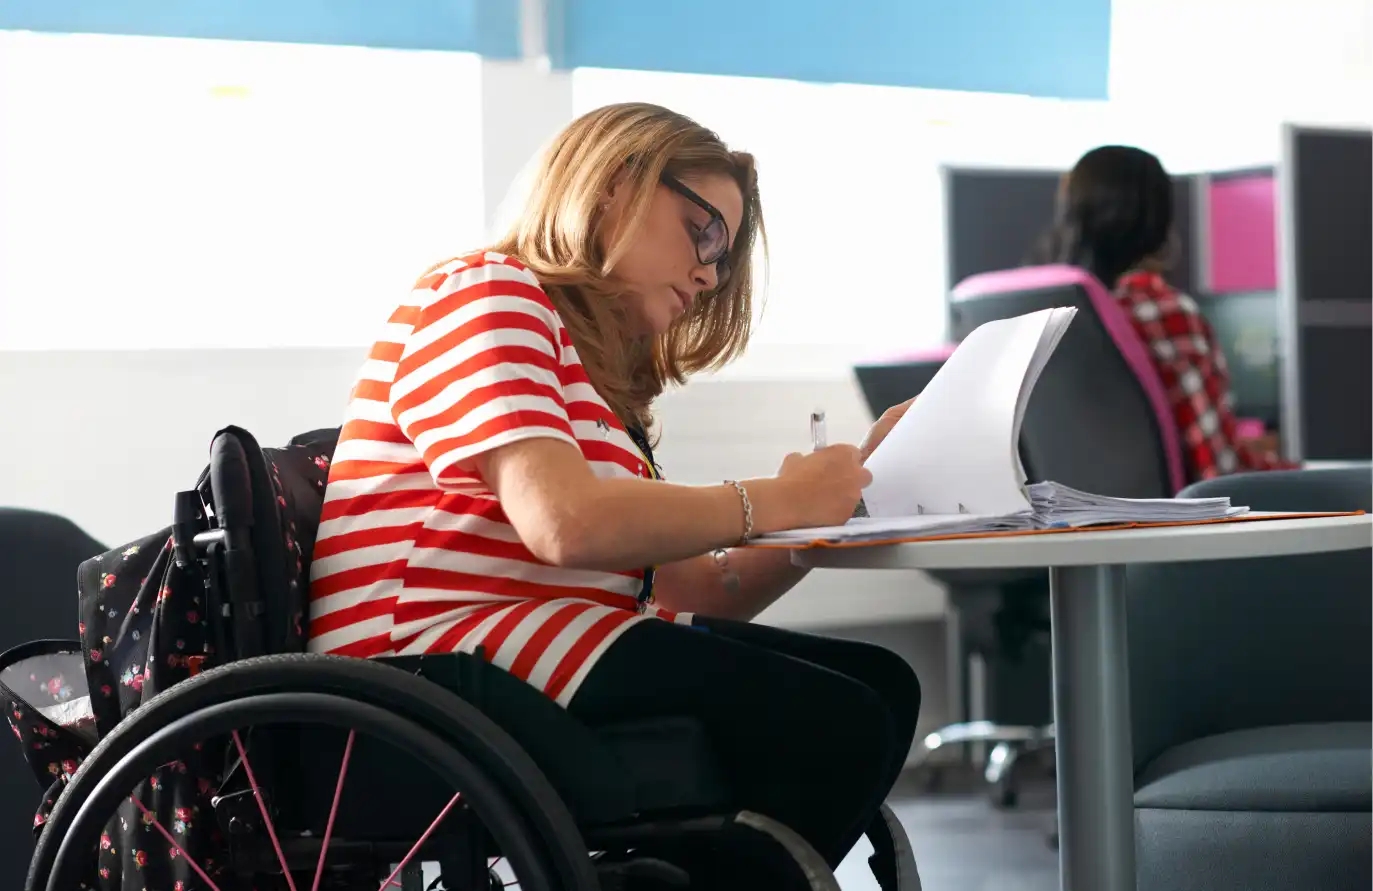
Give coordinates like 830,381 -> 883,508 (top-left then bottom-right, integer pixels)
1277,125 -> 1373,461
943,166 -> 1061,290
942,165 -> 1199,298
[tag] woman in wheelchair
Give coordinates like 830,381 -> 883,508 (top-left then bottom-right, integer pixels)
305,102 -> 922,886
8,100 -> 921,891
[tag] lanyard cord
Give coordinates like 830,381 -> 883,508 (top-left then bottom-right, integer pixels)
625,424 -> 660,608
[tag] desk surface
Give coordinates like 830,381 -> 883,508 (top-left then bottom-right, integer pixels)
792,514 -> 1373,571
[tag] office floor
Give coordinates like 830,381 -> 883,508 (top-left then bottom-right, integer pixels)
834,771 -> 1060,891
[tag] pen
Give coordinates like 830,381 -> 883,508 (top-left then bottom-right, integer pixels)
810,409 -> 827,451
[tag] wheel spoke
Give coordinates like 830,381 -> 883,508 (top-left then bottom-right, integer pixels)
310,729 -> 355,891
129,795 -> 225,891
231,729 -> 300,891
377,792 -> 463,890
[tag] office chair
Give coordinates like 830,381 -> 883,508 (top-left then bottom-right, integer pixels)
1125,466 -> 1373,889
916,264 -> 1185,806
0,508 -> 106,891
1127,465 -> 1371,891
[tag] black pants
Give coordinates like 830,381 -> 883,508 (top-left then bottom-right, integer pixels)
568,615 -> 921,870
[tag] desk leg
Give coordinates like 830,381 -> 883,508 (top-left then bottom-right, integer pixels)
1049,564 -> 1135,891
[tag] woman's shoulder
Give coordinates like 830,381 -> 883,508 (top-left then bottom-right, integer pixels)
408,250 -> 560,318
1114,270 -> 1208,321
414,250 -> 542,291
1115,269 -> 1172,295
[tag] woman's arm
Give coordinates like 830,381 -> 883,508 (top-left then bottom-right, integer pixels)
473,438 -> 867,571
650,547 -> 807,621
391,258 -> 870,573
648,398 -> 918,619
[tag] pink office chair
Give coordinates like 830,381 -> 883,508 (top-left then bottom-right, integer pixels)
951,264 -> 1185,497
916,264 -> 1186,809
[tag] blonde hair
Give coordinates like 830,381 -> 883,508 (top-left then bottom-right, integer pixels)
489,102 -> 765,433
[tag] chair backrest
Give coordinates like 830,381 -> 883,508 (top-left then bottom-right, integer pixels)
192,426 -> 339,662
1126,465 -> 1373,773
950,264 -> 1185,498
853,355 -> 949,419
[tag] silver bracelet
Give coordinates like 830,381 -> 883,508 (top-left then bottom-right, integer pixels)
723,479 -> 754,544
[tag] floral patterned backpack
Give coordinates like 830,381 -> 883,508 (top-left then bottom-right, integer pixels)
0,426 -> 339,890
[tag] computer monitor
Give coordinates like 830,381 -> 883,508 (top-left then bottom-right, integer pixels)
1197,291 -> 1283,429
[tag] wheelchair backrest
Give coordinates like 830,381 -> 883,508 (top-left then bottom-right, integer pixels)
194,425 -> 340,659
0,426 -> 342,836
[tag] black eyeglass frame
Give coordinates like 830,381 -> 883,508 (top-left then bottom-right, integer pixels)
660,173 -> 734,285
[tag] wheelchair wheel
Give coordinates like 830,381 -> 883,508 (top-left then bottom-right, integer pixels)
28,654 -> 599,891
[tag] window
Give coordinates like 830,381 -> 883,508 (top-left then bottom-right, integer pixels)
1109,0 -> 1373,124
0,30 -> 484,349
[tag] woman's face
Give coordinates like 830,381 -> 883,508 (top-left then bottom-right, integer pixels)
602,172 -> 745,337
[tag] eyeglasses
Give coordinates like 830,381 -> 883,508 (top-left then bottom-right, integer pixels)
660,173 -> 733,288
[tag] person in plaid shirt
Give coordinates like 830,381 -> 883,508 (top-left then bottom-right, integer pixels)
1036,145 -> 1297,484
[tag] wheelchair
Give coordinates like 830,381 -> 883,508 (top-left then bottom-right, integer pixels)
3,425 -> 921,891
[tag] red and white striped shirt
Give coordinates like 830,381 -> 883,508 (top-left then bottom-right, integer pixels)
307,252 -> 690,707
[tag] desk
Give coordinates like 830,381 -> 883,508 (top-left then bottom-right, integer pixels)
792,515 -> 1373,891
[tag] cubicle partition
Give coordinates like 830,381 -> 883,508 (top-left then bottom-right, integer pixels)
1200,169 -> 1279,294
1278,125 -> 1373,461
1194,168 -> 1284,431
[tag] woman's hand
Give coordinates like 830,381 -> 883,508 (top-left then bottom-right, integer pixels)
858,397 -> 916,462
751,445 -> 872,531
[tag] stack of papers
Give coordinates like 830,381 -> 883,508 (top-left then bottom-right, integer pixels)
1026,481 -> 1248,528
748,483 -> 1248,547
749,511 -> 1033,547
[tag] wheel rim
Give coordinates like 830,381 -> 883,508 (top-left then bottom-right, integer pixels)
48,692 -> 559,891
27,655 -> 597,891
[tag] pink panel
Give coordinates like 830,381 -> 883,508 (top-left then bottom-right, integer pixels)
1208,175 -> 1278,293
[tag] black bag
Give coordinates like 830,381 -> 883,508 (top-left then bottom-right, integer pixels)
0,426 -> 338,890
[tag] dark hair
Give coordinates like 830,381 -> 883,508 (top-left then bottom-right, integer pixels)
1032,145 -> 1175,288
